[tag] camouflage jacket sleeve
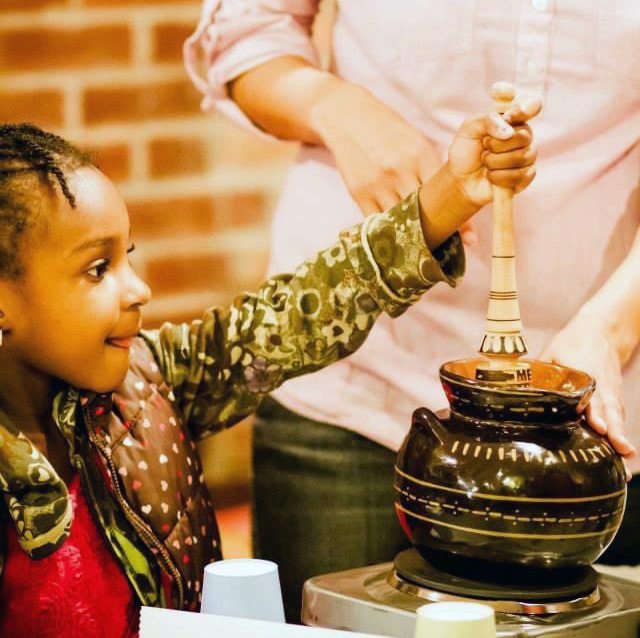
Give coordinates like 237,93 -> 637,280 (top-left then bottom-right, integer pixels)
141,190 -> 465,440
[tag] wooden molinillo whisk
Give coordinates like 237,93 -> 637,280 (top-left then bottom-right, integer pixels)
475,82 -> 532,386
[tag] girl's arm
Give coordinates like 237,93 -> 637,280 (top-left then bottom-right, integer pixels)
142,187 -> 464,439
142,103 -> 539,438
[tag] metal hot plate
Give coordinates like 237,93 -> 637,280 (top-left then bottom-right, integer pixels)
389,549 -> 600,614
302,560 -> 640,637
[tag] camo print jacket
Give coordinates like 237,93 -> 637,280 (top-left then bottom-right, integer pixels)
0,191 -> 464,611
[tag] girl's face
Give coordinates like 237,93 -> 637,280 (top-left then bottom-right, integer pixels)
3,166 -> 151,393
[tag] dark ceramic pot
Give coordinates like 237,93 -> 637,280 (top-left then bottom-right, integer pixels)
394,358 -> 627,569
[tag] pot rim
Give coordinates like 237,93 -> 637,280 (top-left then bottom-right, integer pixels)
439,357 -> 596,401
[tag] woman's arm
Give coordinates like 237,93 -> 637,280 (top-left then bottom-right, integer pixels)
542,227 -> 640,458
230,55 -> 442,214
185,1 -> 450,216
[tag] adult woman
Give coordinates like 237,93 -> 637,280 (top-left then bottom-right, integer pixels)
185,0 -> 640,621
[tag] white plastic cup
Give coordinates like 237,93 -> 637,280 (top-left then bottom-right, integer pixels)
414,602 -> 496,638
200,559 -> 286,623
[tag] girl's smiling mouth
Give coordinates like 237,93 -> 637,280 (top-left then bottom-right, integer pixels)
106,336 -> 135,349
106,322 -> 141,349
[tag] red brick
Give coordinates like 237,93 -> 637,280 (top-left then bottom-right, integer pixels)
128,195 -> 217,239
215,126 -> 297,167
83,0 -> 197,4
0,89 -> 64,129
233,249 -> 270,289
127,191 -> 267,239
84,143 -> 130,183
213,192 -> 268,228
148,137 -> 207,178
2,0 -> 66,8
145,253 -> 229,295
153,23 -> 194,64
83,80 -> 202,125
0,25 -> 131,71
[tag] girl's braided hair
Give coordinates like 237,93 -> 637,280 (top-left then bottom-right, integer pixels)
0,123 -> 93,278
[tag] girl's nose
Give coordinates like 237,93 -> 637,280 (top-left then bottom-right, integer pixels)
123,266 -> 152,308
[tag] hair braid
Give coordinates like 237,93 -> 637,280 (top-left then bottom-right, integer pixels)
0,123 -> 92,278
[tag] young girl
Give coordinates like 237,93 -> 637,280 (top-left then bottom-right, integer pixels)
0,100 -> 537,637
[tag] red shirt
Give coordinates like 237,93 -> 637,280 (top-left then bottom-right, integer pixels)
0,474 -> 139,637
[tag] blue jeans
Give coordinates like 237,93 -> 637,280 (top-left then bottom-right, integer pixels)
252,397 -> 410,623
599,474 -> 640,565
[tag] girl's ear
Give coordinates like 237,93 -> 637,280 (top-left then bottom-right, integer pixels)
0,281 -> 17,341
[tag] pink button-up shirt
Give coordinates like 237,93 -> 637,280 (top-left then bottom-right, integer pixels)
186,1 -> 640,470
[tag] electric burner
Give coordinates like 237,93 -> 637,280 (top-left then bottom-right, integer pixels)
388,549 -> 600,614
302,560 -> 640,637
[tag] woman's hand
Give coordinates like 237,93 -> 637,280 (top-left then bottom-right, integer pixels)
232,58 -> 443,217
541,313 -> 637,463
318,89 -> 480,244
447,99 -> 541,209
315,86 -> 442,216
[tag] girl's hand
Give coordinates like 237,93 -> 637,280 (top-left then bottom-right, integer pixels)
317,89 -> 442,216
447,98 -> 541,208
541,313 -> 637,465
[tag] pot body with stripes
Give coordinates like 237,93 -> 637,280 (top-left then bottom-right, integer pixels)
394,358 -> 627,569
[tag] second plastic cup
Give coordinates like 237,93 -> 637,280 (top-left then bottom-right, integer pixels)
414,602 -> 496,638
200,558 -> 286,623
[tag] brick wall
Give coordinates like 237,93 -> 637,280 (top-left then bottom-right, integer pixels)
1,0 -> 300,329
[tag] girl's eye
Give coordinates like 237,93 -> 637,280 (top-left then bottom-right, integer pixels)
127,243 -> 136,255
86,259 -> 110,280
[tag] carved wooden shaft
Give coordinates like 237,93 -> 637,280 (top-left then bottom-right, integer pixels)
476,82 -> 531,385
479,185 -> 528,357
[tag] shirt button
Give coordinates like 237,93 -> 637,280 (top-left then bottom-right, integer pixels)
531,0 -> 549,11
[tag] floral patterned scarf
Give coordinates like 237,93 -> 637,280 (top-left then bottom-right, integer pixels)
0,388 -> 79,559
